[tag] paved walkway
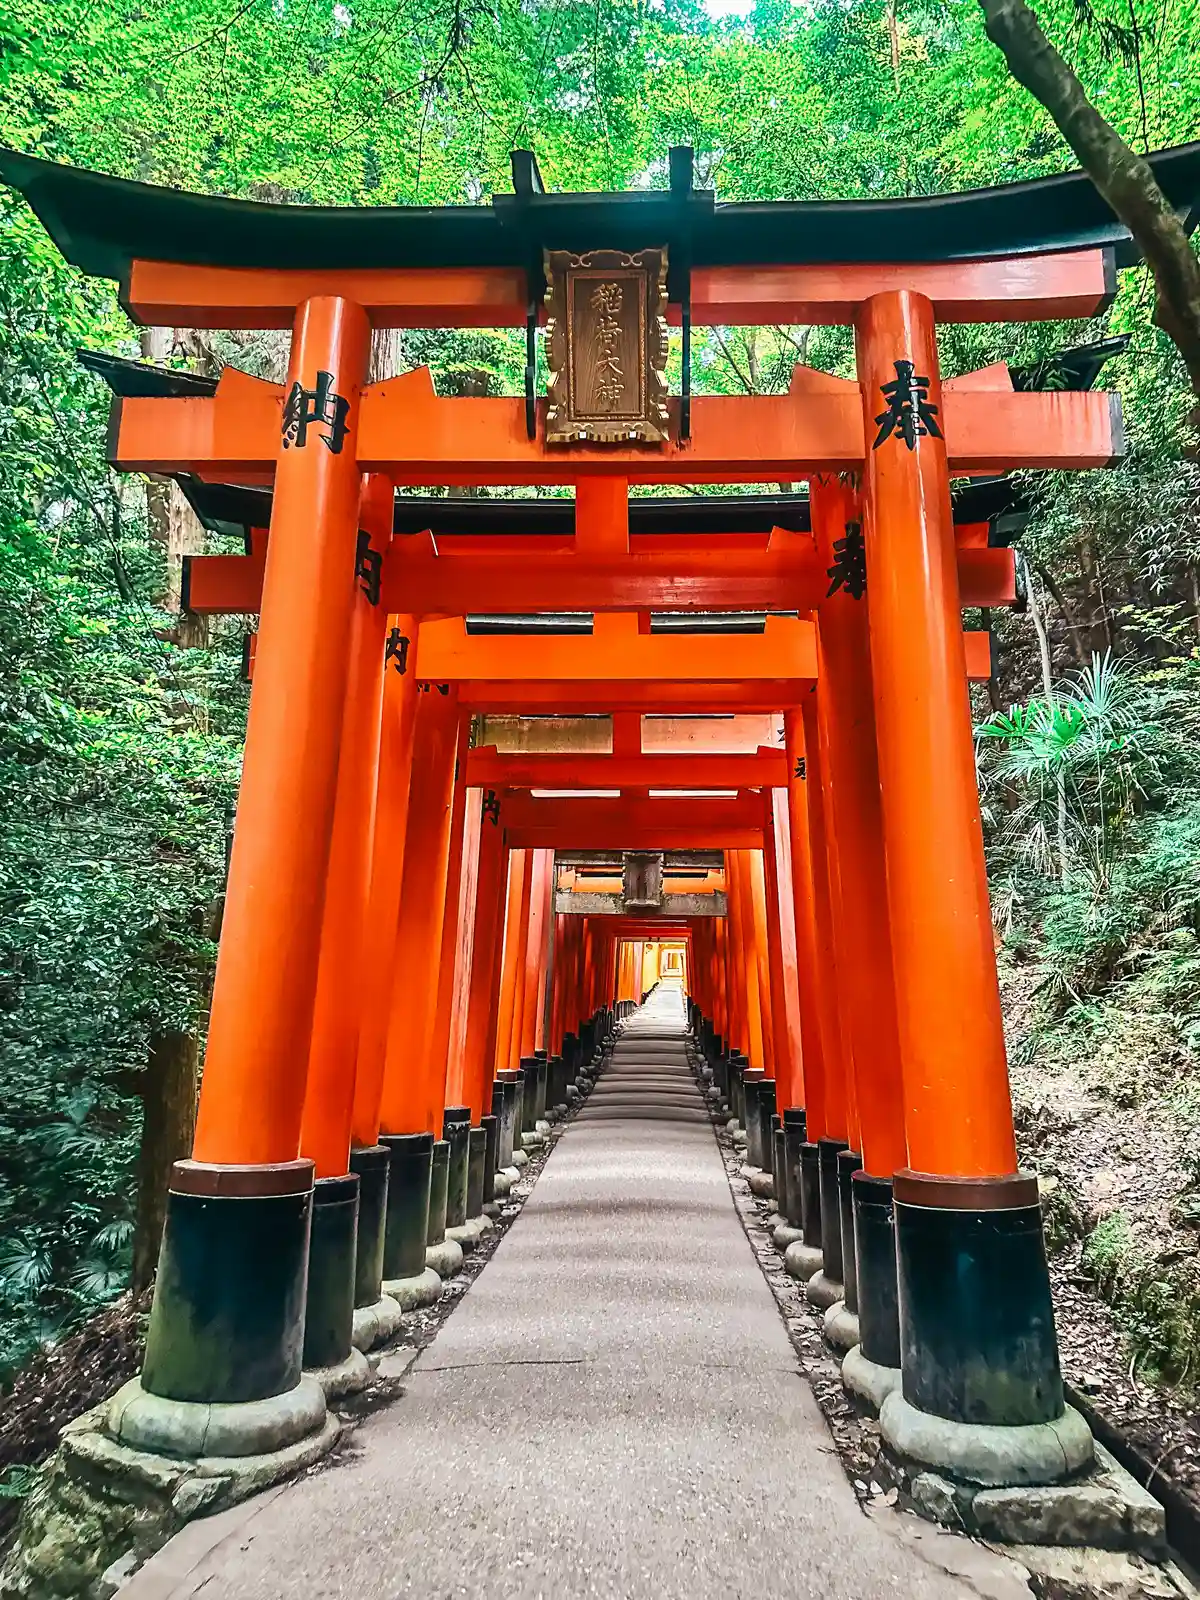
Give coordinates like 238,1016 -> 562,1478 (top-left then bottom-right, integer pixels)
131,985 -> 998,1600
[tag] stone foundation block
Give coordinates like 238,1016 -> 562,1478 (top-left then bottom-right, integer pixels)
350,1294 -> 403,1354
804,1270 -> 843,1310
382,1266 -> 442,1310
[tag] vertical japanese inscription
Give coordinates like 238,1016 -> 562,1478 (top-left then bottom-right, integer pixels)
544,248 -> 670,446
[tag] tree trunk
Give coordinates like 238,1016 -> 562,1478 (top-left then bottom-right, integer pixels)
978,0 -> 1200,402
139,328 -> 211,651
131,1028 -> 199,1293
1032,559 -> 1089,663
1022,556 -> 1070,884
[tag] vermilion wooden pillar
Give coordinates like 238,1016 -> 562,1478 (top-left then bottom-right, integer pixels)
811,476 -> 907,1182
145,296 -> 370,1417
812,686 -> 857,1150
494,850 -> 529,1074
300,474 -> 392,1179
350,613 -> 421,1148
378,684 -> 461,1135
857,295 -> 1015,1178
506,851 -> 535,1069
747,849 -> 777,1080
460,797 -> 508,1120
857,290 -> 1075,1457
770,787 -> 805,1106
733,851 -> 767,1070
428,711 -> 473,1115
193,295 -> 370,1168
520,850 -> 551,1056
761,797 -> 799,1111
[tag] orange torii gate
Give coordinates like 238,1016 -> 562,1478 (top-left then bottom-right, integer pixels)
6,137 -> 1194,1503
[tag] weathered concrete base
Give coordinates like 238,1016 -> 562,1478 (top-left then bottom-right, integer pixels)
350,1293 -> 403,1353
905,1443 -> 1164,1557
520,1132 -> 544,1152
425,1238 -> 464,1279
535,1119 -> 551,1138
772,1223 -> 804,1250
784,1241 -> 824,1280
725,1117 -> 740,1134
763,1211 -> 785,1231
881,1391 -> 1094,1488
483,1200 -> 502,1219
822,1300 -> 860,1352
511,1148 -> 530,1169
841,1345 -> 901,1414
0,1402 -> 341,1600
106,1376 -> 327,1461
382,1266 -> 442,1310
305,1347 -> 373,1402
565,1085 -> 581,1103
446,1215 -> 493,1252
731,1129 -> 748,1150
748,1171 -> 775,1200
804,1270 -> 843,1310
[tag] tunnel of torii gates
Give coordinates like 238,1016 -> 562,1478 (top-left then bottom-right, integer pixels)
7,136 -> 1200,1491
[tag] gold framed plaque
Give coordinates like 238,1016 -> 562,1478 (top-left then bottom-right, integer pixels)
544,247 -> 670,446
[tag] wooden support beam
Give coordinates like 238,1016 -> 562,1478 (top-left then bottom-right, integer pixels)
501,793 -> 764,851
415,614 -> 817,685
124,249 -> 1114,330
110,369 -> 1121,485
182,541 -> 1015,616
466,745 -> 788,789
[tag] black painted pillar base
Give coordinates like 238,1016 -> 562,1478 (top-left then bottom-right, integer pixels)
466,1126 -> 487,1220
837,1150 -> 863,1314
882,1169 -> 1094,1484
799,1141 -> 821,1247
380,1133 -> 433,1281
481,1114 -> 499,1204
817,1138 -> 849,1281
852,1172 -> 901,1371
757,1079 -> 777,1177
443,1107 -> 471,1228
142,1159 -> 314,1406
303,1174 -> 359,1371
427,1140 -> 450,1246
771,1122 -> 786,1216
520,1060 -> 539,1136
742,1069 -> 765,1166
302,1174 -> 372,1396
534,1056 -> 549,1121
783,1111 -> 807,1230
349,1144 -> 389,1310
894,1170 -> 1065,1426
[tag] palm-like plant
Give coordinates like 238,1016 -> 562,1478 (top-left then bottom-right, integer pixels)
977,651 -> 1154,893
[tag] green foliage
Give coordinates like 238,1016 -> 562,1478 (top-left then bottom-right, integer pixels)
0,0 -> 1197,1392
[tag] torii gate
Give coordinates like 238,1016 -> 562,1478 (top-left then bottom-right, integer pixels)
5,138 -> 1196,1503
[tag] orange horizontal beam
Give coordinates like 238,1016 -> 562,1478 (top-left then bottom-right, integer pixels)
466,745 -> 788,788
416,614 -> 818,684
461,682 -> 809,713
124,250 -> 1113,330
512,825 -> 764,849
182,542 -> 1014,616
110,369 -> 1120,485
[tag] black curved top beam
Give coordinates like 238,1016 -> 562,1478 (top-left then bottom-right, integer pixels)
7,143 -> 1200,281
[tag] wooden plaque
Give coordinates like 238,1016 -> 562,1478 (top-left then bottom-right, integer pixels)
544,248 -> 670,446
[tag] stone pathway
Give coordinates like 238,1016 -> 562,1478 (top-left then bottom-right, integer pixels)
124,984 -> 1015,1600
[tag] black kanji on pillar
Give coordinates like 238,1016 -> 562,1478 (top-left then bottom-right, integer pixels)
355,531 -> 382,605
826,521 -> 867,600
385,627 -> 410,675
281,370 -> 350,453
873,359 -> 943,451
482,789 -> 501,825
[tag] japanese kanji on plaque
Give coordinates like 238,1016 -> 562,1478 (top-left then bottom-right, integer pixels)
544,247 -> 670,446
